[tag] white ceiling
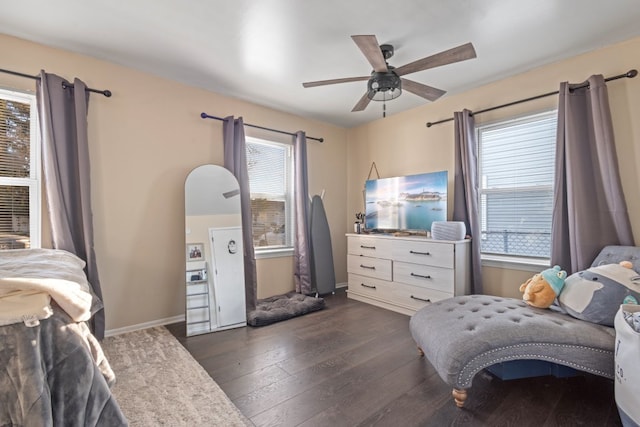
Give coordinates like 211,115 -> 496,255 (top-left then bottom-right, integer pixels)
2,0 -> 640,128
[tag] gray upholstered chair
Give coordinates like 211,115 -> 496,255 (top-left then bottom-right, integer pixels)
410,245 -> 640,407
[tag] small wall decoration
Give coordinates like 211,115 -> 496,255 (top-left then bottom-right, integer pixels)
186,243 -> 204,261
228,239 -> 237,254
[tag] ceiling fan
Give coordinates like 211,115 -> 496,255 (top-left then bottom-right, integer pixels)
302,35 -> 477,113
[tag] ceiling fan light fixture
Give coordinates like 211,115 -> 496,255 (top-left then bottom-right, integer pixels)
302,36 -> 476,113
367,71 -> 402,101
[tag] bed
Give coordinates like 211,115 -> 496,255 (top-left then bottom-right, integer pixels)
0,248 -> 127,426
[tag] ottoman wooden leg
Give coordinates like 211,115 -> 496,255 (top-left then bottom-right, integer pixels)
452,388 -> 467,407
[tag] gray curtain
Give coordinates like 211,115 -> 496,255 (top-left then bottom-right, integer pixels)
223,116 -> 258,313
293,131 -> 312,294
453,109 -> 483,294
36,71 -> 104,339
551,75 -> 634,273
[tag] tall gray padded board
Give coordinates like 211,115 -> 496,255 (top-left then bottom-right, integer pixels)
310,195 -> 336,295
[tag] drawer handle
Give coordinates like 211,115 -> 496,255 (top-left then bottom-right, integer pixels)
411,295 -> 431,303
360,264 -> 376,270
360,245 -> 376,250
410,272 -> 432,279
409,250 -> 431,256
360,283 -> 376,289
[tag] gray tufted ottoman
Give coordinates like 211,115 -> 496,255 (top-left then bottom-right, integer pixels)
409,294 -> 616,407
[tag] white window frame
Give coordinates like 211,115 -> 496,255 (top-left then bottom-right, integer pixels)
477,110 -> 556,271
246,136 -> 294,259
0,88 -> 41,249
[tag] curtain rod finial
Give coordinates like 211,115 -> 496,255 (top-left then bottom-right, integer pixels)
426,122 -> 433,127
200,112 -> 208,119
628,69 -> 638,78
104,90 -> 112,97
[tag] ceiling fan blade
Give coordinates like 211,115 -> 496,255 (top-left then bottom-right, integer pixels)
351,35 -> 388,73
302,76 -> 369,88
351,92 -> 372,112
401,79 -> 446,102
395,42 -> 477,76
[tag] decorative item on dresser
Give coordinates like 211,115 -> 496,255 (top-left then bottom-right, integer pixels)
346,233 -> 471,315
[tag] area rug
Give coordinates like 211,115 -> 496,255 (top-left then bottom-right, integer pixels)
101,326 -> 250,426
247,291 -> 325,326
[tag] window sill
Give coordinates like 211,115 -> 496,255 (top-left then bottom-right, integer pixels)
481,254 -> 550,272
255,247 -> 294,259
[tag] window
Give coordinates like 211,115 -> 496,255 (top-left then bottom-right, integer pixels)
0,89 -> 40,249
477,111 -> 556,261
246,137 -> 293,255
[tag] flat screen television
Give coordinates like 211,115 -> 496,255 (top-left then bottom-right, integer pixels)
365,170 -> 447,232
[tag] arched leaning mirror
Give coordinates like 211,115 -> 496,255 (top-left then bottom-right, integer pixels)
184,164 -> 246,336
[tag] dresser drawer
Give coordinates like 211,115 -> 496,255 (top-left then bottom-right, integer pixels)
347,273 -> 394,300
393,261 -> 454,293
391,239 -> 454,268
389,282 -> 453,311
348,235 -> 392,259
348,274 -> 452,311
347,254 -> 392,280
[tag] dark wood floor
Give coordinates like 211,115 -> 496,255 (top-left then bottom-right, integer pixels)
167,289 -> 622,427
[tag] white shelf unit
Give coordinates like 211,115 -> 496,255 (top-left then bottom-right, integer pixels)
346,233 -> 471,315
186,261 -> 213,335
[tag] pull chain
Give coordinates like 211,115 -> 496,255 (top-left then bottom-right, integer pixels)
383,100 -> 386,118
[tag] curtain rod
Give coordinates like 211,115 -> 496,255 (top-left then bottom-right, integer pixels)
426,69 -> 637,128
200,112 -> 324,142
0,67 -> 112,97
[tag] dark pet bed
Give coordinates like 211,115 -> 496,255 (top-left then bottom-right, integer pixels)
247,292 -> 325,327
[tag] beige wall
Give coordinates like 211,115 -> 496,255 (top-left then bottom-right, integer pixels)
2,32 -> 639,330
346,36 -> 640,297
0,34 -> 348,331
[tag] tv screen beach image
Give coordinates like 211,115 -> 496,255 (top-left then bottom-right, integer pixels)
365,171 -> 447,231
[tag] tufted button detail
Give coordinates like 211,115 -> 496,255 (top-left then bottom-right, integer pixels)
409,293 -> 617,391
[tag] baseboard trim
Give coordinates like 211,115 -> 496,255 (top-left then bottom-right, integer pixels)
105,314 -> 185,337
105,285 -> 348,336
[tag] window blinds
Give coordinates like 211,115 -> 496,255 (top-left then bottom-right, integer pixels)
478,111 -> 557,257
0,96 -> 33,248
0,98 -> 31,179
246,139 -> 292,249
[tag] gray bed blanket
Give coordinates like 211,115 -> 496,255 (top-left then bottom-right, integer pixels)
0,305 -> 127,426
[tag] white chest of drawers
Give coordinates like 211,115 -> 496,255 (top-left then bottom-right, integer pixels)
346,233 -> 471,315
